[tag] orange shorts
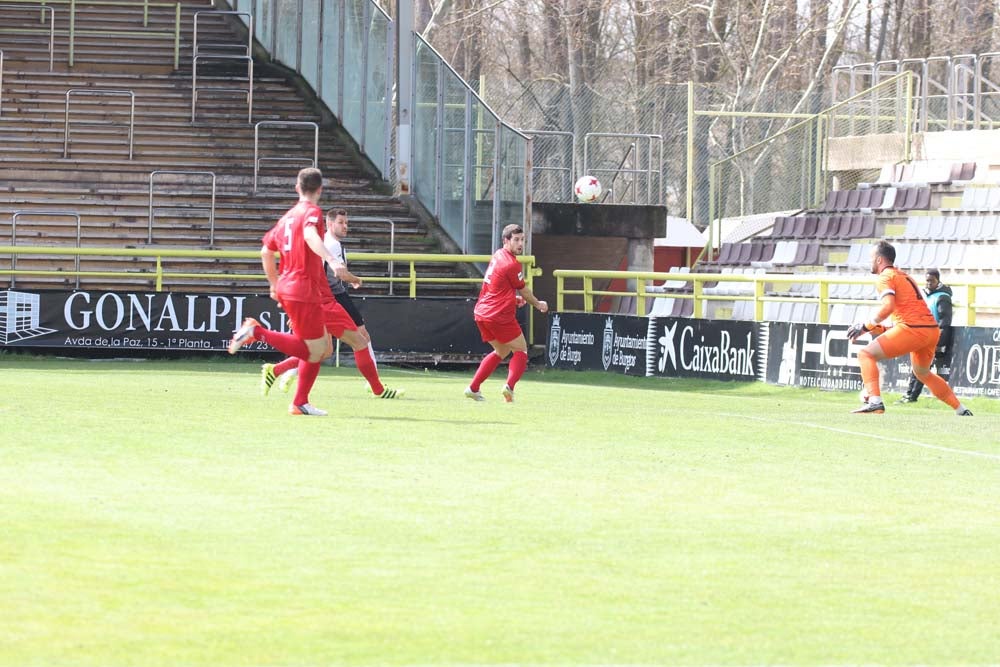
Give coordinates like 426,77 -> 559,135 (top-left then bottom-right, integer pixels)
280,298 -> 325,340
476,317 -> 523,345
877,325 -> 940,369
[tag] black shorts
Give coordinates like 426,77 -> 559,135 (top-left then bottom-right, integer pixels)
334,291 -> 364,326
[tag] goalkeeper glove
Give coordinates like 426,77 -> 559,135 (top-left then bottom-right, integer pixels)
847,321 -> 886,341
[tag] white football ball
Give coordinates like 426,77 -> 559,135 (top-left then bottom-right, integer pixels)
574,175 -> 602,203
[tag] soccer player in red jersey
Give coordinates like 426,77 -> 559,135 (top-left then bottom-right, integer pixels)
847,240 -> 972,416
260,209 -> 403,400
465,224 -> 548,402
228,167 -> 342,415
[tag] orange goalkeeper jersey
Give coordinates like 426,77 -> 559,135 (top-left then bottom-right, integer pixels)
876,266 -> 937,328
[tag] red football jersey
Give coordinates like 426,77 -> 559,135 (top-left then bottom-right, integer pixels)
474,247 -> 525,321
267,200 -> 326,303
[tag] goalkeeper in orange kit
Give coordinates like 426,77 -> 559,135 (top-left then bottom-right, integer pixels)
847,241 -> 973,415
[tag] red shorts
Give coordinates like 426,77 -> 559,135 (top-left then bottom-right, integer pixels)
321,298 -> 358,338
476,317 -> 523,344
281,298 -> 325,340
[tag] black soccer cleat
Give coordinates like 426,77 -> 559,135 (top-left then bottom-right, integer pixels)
957,408 -> 974,416
851,401 -> 885,414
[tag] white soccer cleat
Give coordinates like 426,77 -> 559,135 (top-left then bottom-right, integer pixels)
501,385 -> 514,403
289,403 -> 328,416
228,317 -> 259,354
464,387 -> 485,402
277,368 -> 298,393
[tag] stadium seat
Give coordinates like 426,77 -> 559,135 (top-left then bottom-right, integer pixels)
954,216 -> 973,241
979,215 -> 999,241
875,187 -> 897,210
732,299 -> 753,320
846,190 -> 862,210
913,187 -> 931,210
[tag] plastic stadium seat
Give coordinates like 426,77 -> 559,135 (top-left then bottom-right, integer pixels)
801,215 -> 819,238
823,191 -> 841,211
979,215 -> 999,241
954,216 -> 973,241
988,188 -> 1000,211
913,187 -> 931,210
876,164 -> 898,184
748,243 -> 765,263
966,216 -> 985,241
875,187 -> 897,210
649,295 -> 674,317
940,216 -> 958,240
846,190 -> 862,210
758,242 -> 776,263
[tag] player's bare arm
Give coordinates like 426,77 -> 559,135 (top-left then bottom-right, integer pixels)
331,263 -> 363,289
260,246 -> 280,300
518,286 -> 548,313
303,225 -> 338,266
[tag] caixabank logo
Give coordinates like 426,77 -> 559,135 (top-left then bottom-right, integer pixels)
0,291 -> 56,344
650,317 -> 762,381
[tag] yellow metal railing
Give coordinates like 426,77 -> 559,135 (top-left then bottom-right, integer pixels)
0,0 -> 182,68
0,246 -> 544,342
553,269 -> 1000,326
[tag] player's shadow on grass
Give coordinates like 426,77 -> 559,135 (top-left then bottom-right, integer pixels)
363,416 -> 509,426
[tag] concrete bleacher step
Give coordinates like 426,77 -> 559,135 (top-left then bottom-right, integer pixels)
0,2 -> 475,297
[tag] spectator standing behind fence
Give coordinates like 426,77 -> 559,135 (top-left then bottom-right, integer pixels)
896,269 -> 953,404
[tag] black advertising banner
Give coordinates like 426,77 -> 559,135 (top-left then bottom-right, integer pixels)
0,289 -> 500,355
945,326 -> 1000,398
764,321 -> 907,392
545,313 -> 763,381
647,317 -> 762,381
545,312 -> 650,375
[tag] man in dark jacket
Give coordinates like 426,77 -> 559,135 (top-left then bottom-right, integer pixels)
897,269 -> 953,403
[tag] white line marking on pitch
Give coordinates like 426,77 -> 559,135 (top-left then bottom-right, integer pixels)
717,412 -> 1000,462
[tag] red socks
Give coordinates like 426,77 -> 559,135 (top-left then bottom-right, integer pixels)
293,360 -> 321,406
470,352 -> 502,392
274,357 -> 298,376
254,326 -> 310,360
506,350 -> 528,390
354,347 -> 384,395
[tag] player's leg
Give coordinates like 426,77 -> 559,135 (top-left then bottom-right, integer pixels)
910,331 -> 968,413
899,372 -> 923,403
340,328 -> 402,398
262,356 -> 301,396
501,329 -> 529,403
466,319 -> 506,399
853,333 -> 890,413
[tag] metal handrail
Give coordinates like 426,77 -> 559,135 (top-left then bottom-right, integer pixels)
600,142 -> 635,204
582,132 -> 664,205
0,50 -> 4,118
351,216 -> 396,295
191,10 -> 254,124
0,0 -> 182,68
520,129 -> 576,201
0,245 -> 539,300
148,170 -> 217,245
253,120 -> 319,193
10,211 -> 81,288
63,88 -> 135,159
0,4 -> 55,71
552,268 -> 1000,325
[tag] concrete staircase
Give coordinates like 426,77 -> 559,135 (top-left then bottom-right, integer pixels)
0,0 -> 459,295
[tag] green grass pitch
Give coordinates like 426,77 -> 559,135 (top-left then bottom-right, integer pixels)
2,355 -> 999,666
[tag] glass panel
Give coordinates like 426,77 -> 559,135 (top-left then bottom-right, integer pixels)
363,11 -> 390,177
274,0 -> 299,70
440,71 -> 468,250
320,0 -> 341,118
300,0 -> 320,89
342,0 -> 365,141
497,124 -> 526,250
412,40 -> 439,214
469,99 -> 498,256
255,0 -> 271,50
